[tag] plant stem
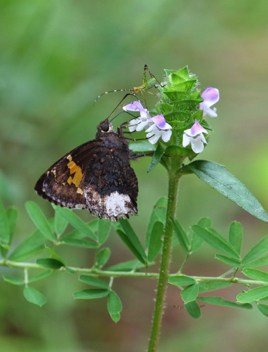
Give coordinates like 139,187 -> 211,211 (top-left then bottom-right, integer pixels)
148,171 -> 180,352
1,260 -> 267,286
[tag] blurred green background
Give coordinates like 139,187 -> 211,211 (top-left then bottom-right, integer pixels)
1,0 -> 268,351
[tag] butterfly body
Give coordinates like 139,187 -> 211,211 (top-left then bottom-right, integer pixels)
35,119 -> 138,220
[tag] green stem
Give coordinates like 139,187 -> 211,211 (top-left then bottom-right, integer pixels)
148,171 -> 180,352
1,259 -> 267,286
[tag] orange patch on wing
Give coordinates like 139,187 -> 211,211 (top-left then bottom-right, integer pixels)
67,161 -> 83,187
67,176 -> 72,185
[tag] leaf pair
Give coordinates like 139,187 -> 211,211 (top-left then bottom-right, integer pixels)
112,197 -> 167,266
113,219 -> 147,265
74,275 -> 122,322
171,217 -> 210,253
169,275 -> 252,319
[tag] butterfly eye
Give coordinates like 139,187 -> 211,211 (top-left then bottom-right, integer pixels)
102,124 -> 109,132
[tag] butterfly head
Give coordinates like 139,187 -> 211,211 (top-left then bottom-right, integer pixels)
97,119 -> 114,134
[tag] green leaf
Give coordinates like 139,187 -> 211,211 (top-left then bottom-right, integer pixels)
170,218 -> 190,252
198,281 -> 232,292
0,244 -> 11,257
192,225 -> 240,260
0,198 -> 10,243
94,248 -> 111,269
23,287 -> 47,306
107,291 -> 123,323
36,258 -> 64,269
29,270 -> 53,283
259,296 -> 268,302
54,209 -> 68,236
73,289 -> 110,299
257,303 -> 268,317
181,284 -> 199,303
190,218 -> 211,252
79,275 -> 109,288
190,233 -> 204,252
60,238 -> 98,248
61,228 -> 85,240
3,275 -> 25,285
169,276 -> 196,287
237,286 -> 268,303
148,221 -> 163,262
185,160 -> 268,222
190,218 -> 210,252
106,260 -> 147,272
146,197 -> 167,248
242,268 -> 268,282
129,141 -> 156,153
242,235 -> 268,265
185,301 -> 201,319
240,255 -> 268,269
1,207 -> 17,258
45,245 -> 66,265
6,207 -> 18,243
53,205 -> 97,240
118,218 -> 147,263
87,219 -> 99,233
8,219 -> 52,261
197,217 -> 211,228
98,219 -> 111,244
25,201 -> 55,241
229,221 -> 243,255
215,254 -> 241,267
198,296 -> 252,309
62,221 -> 98,241
147,144 -> 165,173
116,230 -> 146,265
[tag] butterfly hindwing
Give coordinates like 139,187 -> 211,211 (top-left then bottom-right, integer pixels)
83,145 -> 138,219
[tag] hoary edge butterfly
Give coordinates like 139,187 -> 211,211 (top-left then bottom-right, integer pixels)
35,118 -> 140,221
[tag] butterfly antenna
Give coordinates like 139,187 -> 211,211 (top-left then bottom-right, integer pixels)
108,93 -> 136,121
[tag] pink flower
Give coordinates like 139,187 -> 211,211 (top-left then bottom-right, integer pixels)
146,114 -> 172,144
182,120 -> 208,153
200,88 -> 219,118
123,101 -> 151,132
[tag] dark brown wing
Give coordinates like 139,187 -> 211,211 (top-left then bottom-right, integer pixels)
35,138 -> 138,220
83,146 -> 138,219
34,140 -> 97,209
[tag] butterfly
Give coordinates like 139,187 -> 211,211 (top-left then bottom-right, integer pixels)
35,119 -> 139,221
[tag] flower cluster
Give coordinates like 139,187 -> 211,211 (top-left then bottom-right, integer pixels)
123,87 -> 219,154
123,101 -> 172,144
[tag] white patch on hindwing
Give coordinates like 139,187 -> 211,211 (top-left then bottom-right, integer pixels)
84,186 -> 137,219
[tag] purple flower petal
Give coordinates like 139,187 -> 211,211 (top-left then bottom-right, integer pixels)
184,120 -> 208,137
200,88 -> 219,117
201,88 -> 219,108
183,121 -> 208,153
123,101 -> 145,112
149,114 -> 172,130
149,114 -> 166,128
